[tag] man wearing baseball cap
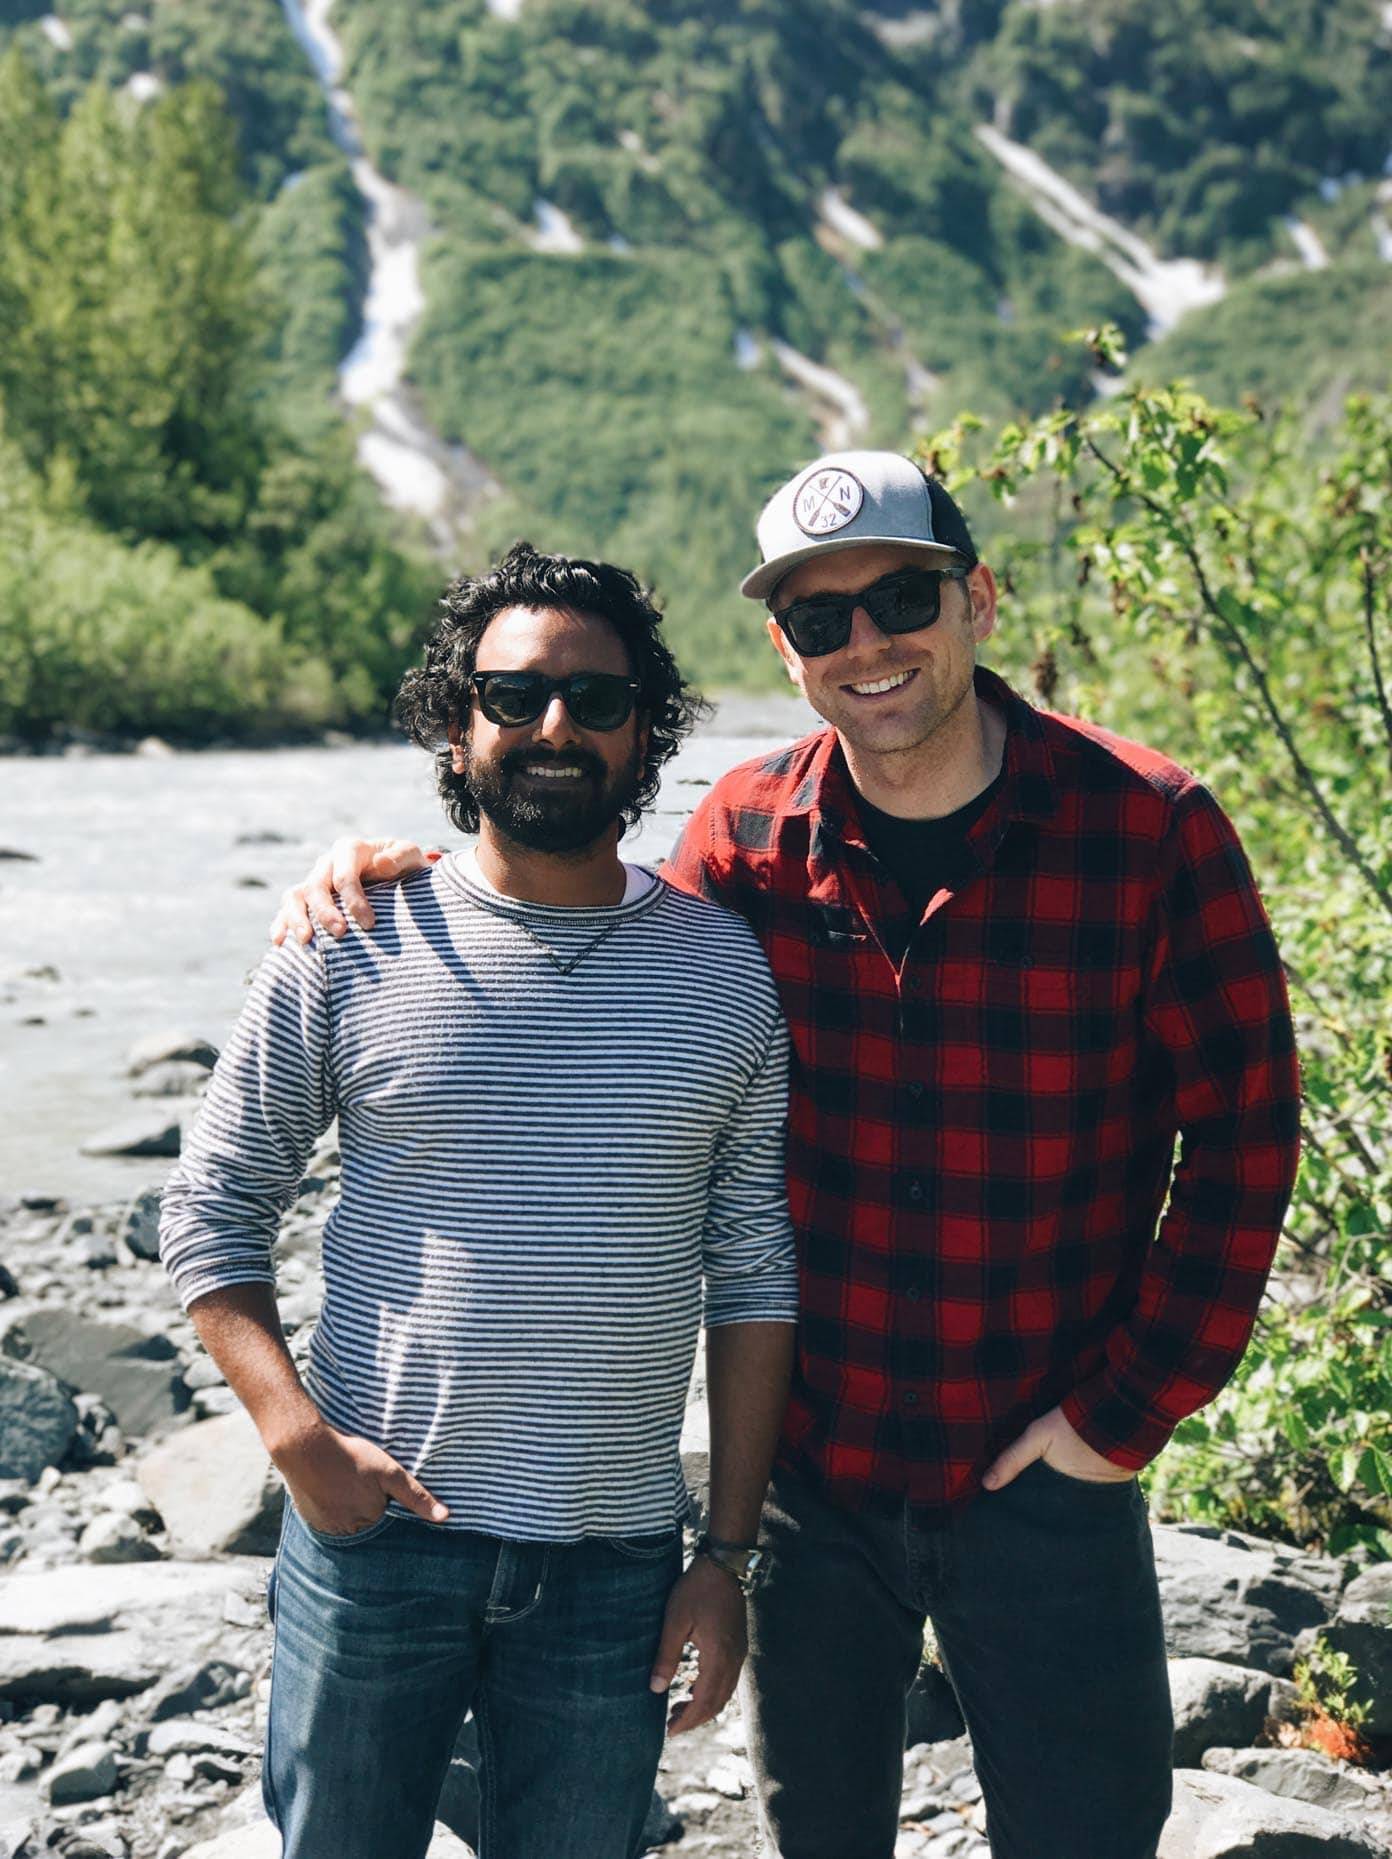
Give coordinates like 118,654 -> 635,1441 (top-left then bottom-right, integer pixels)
273,452 -> 1300,1858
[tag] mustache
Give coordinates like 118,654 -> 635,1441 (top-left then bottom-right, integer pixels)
499,747 -> 606,781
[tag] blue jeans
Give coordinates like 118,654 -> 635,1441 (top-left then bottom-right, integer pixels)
264,1505 -> 681,1859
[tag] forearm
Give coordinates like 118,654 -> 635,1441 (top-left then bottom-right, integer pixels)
187,1282 -> 323,1459
704,1319 -> 794,1543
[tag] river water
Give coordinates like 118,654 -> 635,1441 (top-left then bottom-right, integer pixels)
0,697 -> 814,1207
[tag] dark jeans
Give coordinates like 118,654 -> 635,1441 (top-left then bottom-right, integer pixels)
743,1461 -> 1173,1859
264,1505 -> 681,1859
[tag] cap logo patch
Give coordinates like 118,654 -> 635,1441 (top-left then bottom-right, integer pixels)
793,468 -> 864,537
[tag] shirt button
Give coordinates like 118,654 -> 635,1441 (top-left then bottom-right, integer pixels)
907,1179 -> 924,1203
906,1081 -> 925,1101
903,1390 -> 919,1406
906,974 -> 925,994
905,1284 -> 922,1301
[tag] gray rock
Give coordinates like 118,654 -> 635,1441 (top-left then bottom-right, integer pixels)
1169,1658 -> 1292,1767
57,1698 -> 124,1758
144,1721 -> 256,1760
0,1561 -> 263,1707
1160,1767 -> 1387,1857
79,1115 -> 182,1160
67,1393 -> 125,1470
1202,1746 -> 1392,1824
4,1309 -> 188,1440
143,1659 -> 252,1723
130,1063 -> 213,1101
1310,1615 -> 1392,1740
0,1360 -> 78,1482
118,1189 -> 163,1261
137,1411 -> 282,1556
1153,1524 -> 1340,1676
1310,1567 -> 1392,1738
0,1266 -> 18,1302
126,1032 -> 218,1077
97,1477 -> 160,1525
43,1740 -> 118,1803
78,1513 -> 159,1565
1338,1562 -> 1392,1615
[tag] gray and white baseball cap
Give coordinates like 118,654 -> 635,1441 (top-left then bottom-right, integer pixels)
740,449 -> 977,601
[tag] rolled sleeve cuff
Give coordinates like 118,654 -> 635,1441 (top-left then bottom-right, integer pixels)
702,1264 -> 799,1330
1060,1378 -> 1178,1471
171,1262 -> 278,1315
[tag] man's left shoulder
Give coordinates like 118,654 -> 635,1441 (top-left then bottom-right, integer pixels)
1038,706 -> 1213,829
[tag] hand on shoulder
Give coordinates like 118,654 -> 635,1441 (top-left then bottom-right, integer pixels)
269,836 -> 434,946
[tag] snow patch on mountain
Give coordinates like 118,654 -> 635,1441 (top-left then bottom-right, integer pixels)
975,123 -> 1226,335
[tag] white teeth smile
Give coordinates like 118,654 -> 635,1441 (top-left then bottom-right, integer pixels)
523,765 -> 584,779
847,670 -> 914,696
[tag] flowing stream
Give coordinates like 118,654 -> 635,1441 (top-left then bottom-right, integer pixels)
276,0 -> 496,550
0,701 -> 815,1206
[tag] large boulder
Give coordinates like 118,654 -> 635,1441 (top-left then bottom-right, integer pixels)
0,1557 -> 263,1707
136,1409 -> 283,1556
1169,1658 -> 1295,1767
0,1359 -> 77,1482
1160,1768 -> 1387,1857
3,1308 -> 189,1440
1152,1525 -> 1344,1676
1311,1563 -> 1392,1738
1202,1747 -> 1392,1835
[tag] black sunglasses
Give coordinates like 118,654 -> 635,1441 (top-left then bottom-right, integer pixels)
774,564 -> 968,659
470,670 -> 640,731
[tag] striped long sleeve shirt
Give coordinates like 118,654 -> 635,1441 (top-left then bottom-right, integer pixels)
159,859 -> 797,1540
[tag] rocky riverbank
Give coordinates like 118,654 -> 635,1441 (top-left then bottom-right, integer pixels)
3,1031 -> 1391,1858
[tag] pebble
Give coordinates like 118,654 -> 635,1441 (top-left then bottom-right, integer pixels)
44,1739 -> 119,1803
79,1513 -> 160,1564
705,1758 -> 750,1799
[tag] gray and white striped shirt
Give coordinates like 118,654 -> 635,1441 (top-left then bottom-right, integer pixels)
159,857 -> 797,1540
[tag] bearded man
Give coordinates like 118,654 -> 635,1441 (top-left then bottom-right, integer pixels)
160,542 -> 797,1859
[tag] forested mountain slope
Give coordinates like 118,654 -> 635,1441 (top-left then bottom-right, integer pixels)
1,0 -> 1388,712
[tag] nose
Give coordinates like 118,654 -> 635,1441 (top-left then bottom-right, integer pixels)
841,601 -> 891,661
534,692 -> 582,746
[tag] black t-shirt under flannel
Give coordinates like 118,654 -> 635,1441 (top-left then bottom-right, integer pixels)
857,777 -> 1002,960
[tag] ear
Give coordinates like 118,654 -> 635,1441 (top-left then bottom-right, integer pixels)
964,563 -> 998,646
765,613 -> 802,690
446,719 -> 467,775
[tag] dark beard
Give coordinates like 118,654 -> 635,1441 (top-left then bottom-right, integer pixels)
464,741 -> 643,854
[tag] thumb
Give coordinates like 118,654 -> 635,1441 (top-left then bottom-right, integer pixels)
649,1594 -> 690,1694
981,1427 -> 1043,1492
377,1456 -> 449,1524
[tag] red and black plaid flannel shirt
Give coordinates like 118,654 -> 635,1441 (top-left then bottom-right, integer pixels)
663,667 -> 1301,1517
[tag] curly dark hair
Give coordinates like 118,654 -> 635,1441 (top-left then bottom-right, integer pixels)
394,541 -> 708,836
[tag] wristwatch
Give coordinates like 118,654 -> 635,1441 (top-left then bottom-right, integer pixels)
693,1533 -> 766,1594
